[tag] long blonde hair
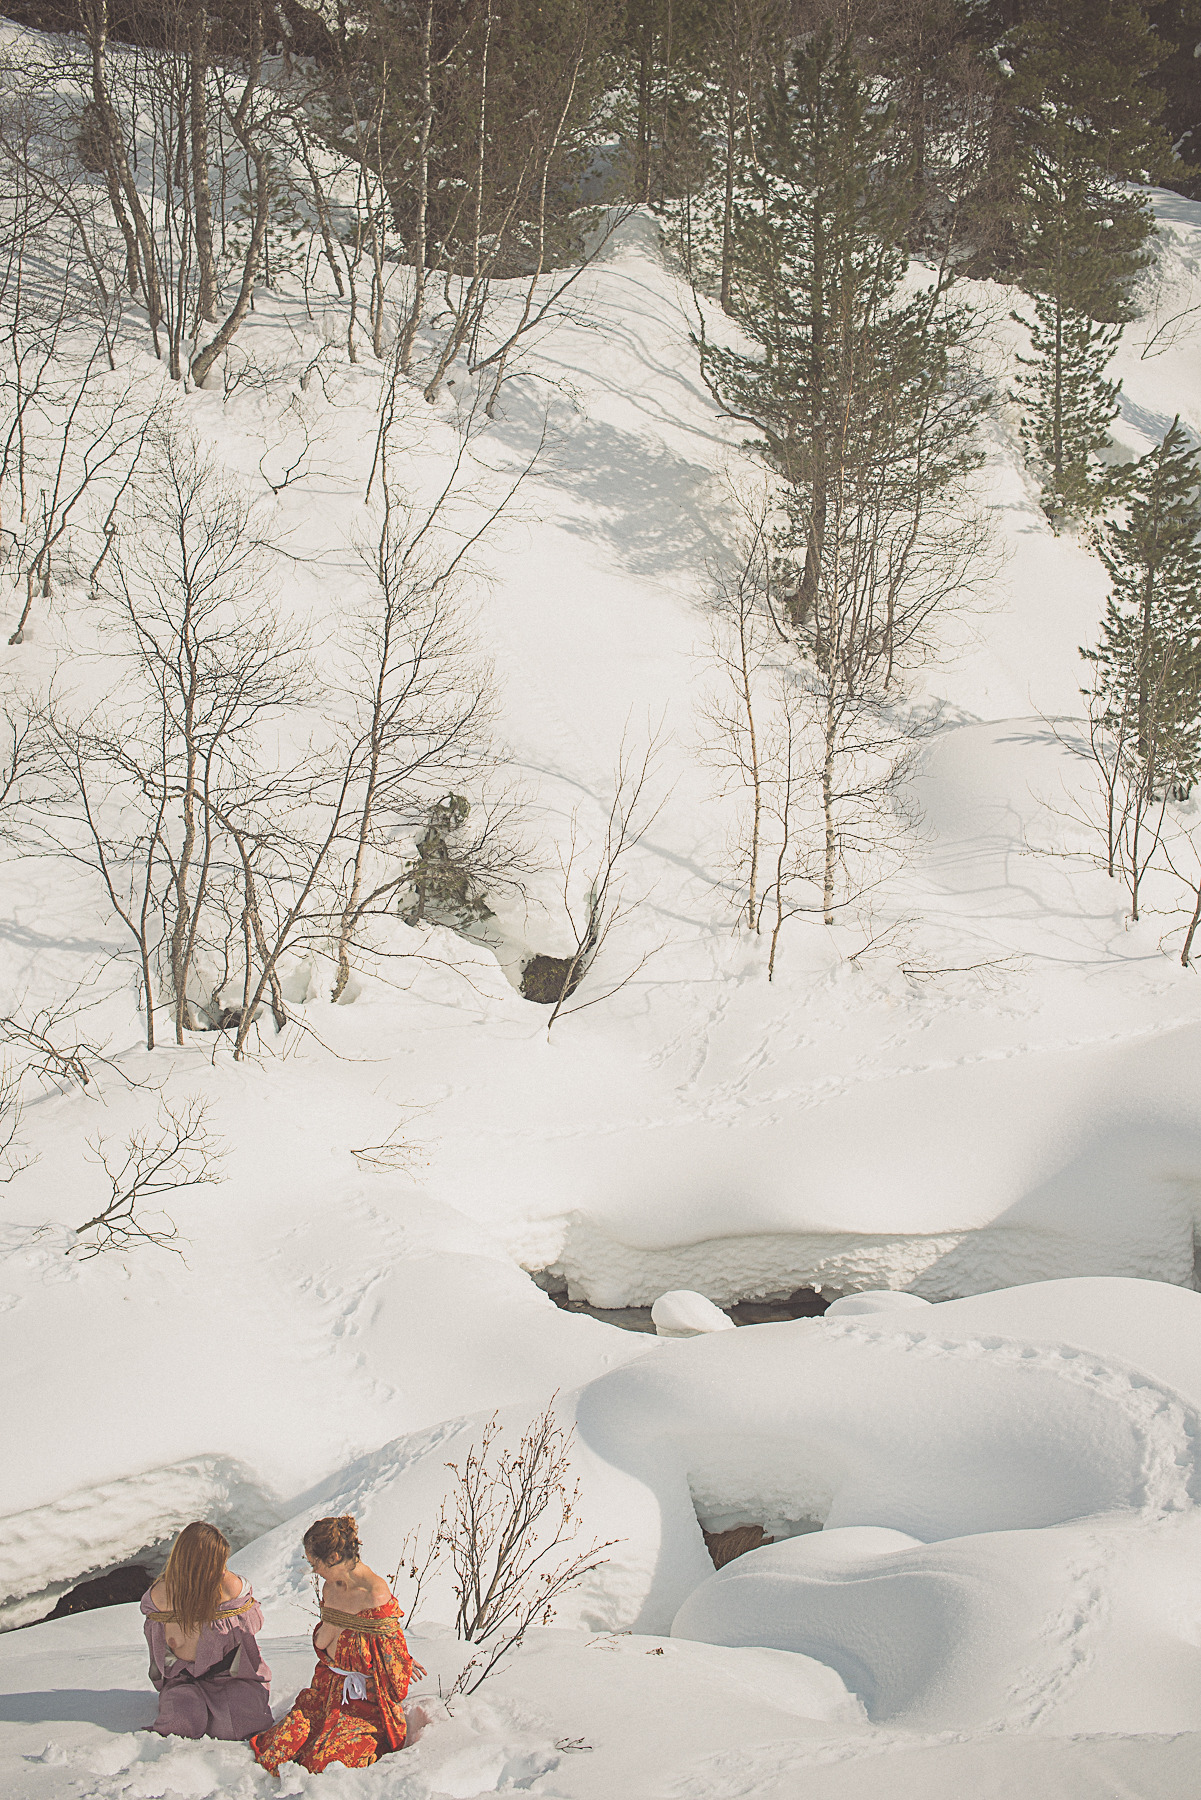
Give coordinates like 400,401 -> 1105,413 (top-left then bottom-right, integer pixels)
162,1522 -> 230,1633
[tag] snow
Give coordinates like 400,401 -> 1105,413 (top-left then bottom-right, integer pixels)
824,1292 -> 932,1317
10,1280 -> 1201,1793
4,19 -> 1201,1783
649,1290 -> 736,1336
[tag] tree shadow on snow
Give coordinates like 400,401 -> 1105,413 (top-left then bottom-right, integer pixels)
1116,391 -> 1183,449
537,415 -> 730,580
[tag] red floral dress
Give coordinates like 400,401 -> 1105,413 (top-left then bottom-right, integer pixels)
250,1597 -> 418,1774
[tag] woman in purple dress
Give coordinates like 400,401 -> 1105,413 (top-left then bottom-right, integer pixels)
141,1521 -> 273,1740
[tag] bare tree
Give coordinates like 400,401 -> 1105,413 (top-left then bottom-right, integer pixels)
0,981 -> 133,1094
6,357 -> 152,642
697,487 -> 946,971
43,707 -> 171,1051
105,429 -> 303,1039
72,1094 -> 223,1258
0,103 -> 153,643
326,485 -> 502,1003
1073,667 -> 1171,924
543,729 -> 665,1030
0,1060 -> 31,1185
389,1509 -> 447,1629
350,1120 -> 420,1173
695,498 -> 775,932
208,414 -> 542,1052
77,0 -> 164,340
191,0 -> 274,387
43,427 -> 303,1049
440,1404 -> 615,1699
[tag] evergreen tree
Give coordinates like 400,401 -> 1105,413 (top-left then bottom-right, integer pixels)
700,27 -> 989,924
1144,0 -> 1201,199
1084,419 -> 1201,795
993,0 -> 1169,523
861,0 -> 1008,270
616,0 -> 714,210
702,27 -> 984,625
1011,294 -> 1122,527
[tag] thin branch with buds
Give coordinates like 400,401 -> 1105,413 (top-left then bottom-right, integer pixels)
72,1095 -> 224,1258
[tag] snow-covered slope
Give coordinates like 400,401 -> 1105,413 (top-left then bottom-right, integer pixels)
6,186 -> 1201,1524
5,23 -> 1201,1780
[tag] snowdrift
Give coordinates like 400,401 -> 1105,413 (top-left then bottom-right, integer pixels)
204,1278 -> 1201,1745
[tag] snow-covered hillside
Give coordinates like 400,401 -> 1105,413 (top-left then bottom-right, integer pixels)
6,12 -> 1201,1784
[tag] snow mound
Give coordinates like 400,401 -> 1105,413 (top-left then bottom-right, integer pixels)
237,1274 -> 1201,1706
825,1292 -> 933,1317
671,1515 -> 1201,1733
650,1290 -> 736,1336
927,1275 -> 1201,1406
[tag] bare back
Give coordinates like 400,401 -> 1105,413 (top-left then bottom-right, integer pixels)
313,1562 -> 393,1655
151,1568 -> 243,1662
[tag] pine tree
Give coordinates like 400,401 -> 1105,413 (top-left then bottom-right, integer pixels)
972,0 -> 1168,524
1144,0 -> 1201,200
993,0 -> 1169,524
994,0 -> 1171,237
1012,294 -> 1122,527
1084,419 -> 1201,796
699,27 -> 989,925
702,27 -> 984,627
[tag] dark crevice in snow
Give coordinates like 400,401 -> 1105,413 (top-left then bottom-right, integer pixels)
532,1271 -> 828,1333
10,1554 -> 163,1633
26,1563 -> 157,1630
0,1456 -> 283,1633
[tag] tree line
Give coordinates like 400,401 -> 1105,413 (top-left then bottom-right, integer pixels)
4,0 -> 1201,1002
0,0 -> 1193,387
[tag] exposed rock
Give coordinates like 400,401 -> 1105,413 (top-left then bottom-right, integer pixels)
521,953 -> 581,1005
726,1287 -> 828,1324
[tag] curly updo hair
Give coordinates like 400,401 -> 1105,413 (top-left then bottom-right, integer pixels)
304,1514 -> 361,1567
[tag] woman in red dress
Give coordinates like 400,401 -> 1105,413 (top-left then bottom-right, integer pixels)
250,1514 -> 420,1774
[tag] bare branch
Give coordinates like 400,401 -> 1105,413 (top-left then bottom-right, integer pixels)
72,1094 -> 223,1259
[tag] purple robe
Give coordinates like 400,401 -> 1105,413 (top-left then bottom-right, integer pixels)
141,1579 -> 273,1740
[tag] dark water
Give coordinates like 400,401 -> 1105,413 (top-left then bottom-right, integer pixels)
550,1287 -> 829,1333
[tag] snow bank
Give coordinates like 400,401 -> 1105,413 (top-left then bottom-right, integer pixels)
0,1152 -> 650,1617
825,1292 -> 933,1317
928,1275 -> 1201,1405
672,1515 -> 1201,1733
235,1278 -> 1201,1715
0,1457 -> 281,1631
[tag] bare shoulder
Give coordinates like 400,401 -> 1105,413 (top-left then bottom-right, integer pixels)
220,1570 -> 243,1600
365,1571 -> 393,1608
149,1579 -> 167,1607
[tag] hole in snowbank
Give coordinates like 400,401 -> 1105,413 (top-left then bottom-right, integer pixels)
35,1563 -> 156,1627
530,1270 -> 828,1333
520,953 -> 583,1005
703,1524 -> 769,1568
8,1551 -> 164,1633
701,1515 -> 825,1569
49,1564 -> 155,1618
